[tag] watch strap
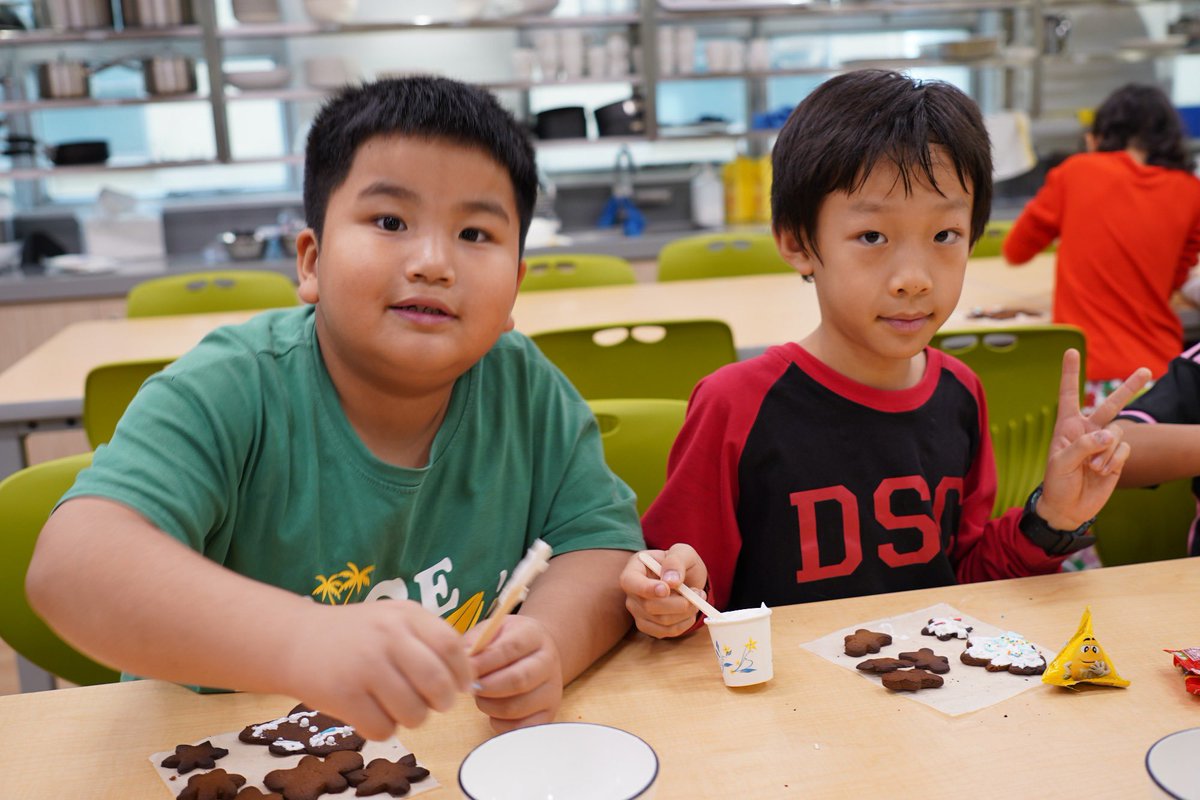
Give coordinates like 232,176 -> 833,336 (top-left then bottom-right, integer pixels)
1019,485 -> 1097,556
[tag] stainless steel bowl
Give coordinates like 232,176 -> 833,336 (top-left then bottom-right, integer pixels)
221,231 -> 266,261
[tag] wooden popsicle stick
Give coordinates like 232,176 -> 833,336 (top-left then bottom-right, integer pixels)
637,551 -> 723,620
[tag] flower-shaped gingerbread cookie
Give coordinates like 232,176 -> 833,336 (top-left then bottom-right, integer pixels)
347,754 -> 431,796
178,768 -> 246,800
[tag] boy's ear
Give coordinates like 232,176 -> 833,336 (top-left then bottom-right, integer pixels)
774,227 -> 816,279
296,228 -> 320,303
1083,132 -> 1097,152
504,258 -> 528,332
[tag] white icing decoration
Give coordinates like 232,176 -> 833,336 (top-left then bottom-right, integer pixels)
924,617 -> 972,639
309,726 -> 319,733
309,726 -> 356,748
965,632 -> 1045,669
274,740 -> 305,752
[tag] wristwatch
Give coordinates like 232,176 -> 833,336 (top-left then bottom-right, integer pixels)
1019,484 -> 1096,556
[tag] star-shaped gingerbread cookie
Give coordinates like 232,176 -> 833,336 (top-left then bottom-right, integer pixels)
178,768 -> 246,800
161,740 -> 229,774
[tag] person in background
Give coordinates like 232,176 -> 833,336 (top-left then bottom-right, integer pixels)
1003,83 -> 1200,411
618,70 -> 1149,637
26,76 -> 643,735
1114,343 -> 1200,557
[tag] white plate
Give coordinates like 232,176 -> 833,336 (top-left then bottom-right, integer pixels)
459,722 -> 657,800
44,254 -> 119,274
1147,728 -> 1200,799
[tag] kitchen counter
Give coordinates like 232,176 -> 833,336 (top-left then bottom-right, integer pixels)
0,224 -> 716,306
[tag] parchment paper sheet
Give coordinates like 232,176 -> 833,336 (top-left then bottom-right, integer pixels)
799,601 -> 1053,716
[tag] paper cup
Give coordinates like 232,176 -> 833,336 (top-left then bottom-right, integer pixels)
704,604 -> 773,687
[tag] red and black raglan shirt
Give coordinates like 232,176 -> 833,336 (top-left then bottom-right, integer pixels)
1117,342 -> 1200,556
642,343 -> 1065,611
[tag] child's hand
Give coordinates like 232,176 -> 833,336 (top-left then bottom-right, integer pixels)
465,615 -> 563,734
1040,349 -> 1152,529
280,599 -> 474,740
619,545 -> 710,639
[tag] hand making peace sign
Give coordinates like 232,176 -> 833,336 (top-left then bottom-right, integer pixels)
1036,348 -> 1152,531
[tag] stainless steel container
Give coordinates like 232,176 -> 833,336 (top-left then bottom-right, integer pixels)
35,0 -> 113,31
142,55 -> 196,96
121,0 -> 195,28
36,59 -> 90,99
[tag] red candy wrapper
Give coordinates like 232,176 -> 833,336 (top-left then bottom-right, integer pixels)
1165,648 -> 1200,695
1166,648 -> 1200,676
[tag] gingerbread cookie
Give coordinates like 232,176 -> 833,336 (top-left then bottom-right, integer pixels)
898,647 -> 951,674
235,790 -> 283,800
921,617 -> 973,641
161,740 -> 229,774
961,632 -> 1046,675
240,704 -> 366,756
881,668 -> 944,692
178,768 -> 246,800
264,751 -> 365,800
855,657 -> 913,674
347,754 -> 431,797
843,629 -> 892,657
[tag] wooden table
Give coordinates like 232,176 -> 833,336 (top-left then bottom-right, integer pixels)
0,255 -> 1056,479
2,557 -> 1196,798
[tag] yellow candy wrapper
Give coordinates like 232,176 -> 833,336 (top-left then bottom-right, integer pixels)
1043,606 -> 1130,688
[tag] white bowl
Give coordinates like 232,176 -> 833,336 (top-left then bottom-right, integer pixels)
225,67 -> 291,91
0,240 -> 21,270
459,722 -> 657,799
303,0 -> 357,23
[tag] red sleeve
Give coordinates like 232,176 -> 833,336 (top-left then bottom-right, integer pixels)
1003,164 -> 1064,265
1176,195 -> 1200,286
940,358 -> 1066,580
641,357 -> 784,611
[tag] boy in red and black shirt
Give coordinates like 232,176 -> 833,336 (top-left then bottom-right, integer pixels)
622,70 -> 1150,636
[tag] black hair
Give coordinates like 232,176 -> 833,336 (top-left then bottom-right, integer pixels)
1091,83 -> 1195,172
303,75 -> 538,256
771,69 -> 993,266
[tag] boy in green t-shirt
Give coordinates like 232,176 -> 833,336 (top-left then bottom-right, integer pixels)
27,76 -> 644,738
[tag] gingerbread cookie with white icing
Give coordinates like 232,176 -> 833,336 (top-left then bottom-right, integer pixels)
921,617 -> 973,641
239,704 -> 366,756
960,632 -> 1046,675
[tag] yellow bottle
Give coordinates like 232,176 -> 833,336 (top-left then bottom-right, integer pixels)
722,156 -> 759,225
756,154 -> 773,224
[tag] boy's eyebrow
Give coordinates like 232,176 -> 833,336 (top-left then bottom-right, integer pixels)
847,196 -> 971,213
356,181 -> 511,223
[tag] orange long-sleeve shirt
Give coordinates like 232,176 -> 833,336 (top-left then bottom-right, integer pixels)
1003,151 -> 1200,381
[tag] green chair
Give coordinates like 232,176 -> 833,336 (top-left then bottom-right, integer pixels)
930,324 -> 1086,516
521,253 -> 637,292
590,398 -> 688,515
83,357 -> 174,448
657,231 -> 793,282
533,319 -> 737,400
0,453 -> 120,689
1093,479 -> 1194,566
126,270 -> 298,317
971,218 -> 1056,259
970,220 -> 1013,259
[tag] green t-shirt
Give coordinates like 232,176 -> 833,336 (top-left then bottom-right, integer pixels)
64,306 -> 643,632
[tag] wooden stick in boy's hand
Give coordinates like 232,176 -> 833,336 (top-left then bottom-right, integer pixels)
468,540 -> 553,655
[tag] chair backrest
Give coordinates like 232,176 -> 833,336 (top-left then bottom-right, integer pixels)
970,219 -> 1012,259
657,231 -> 793,282
83,357 -> 174,448
532,319 -> 737,400
521,253 -> 637,292
0,453 -> 120,686
930,324 -> 1086,516
126,270 -> 298,317
1093,479 -> 1195,566
589,398 -> 688,515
